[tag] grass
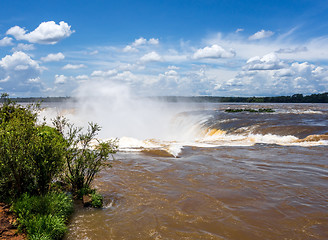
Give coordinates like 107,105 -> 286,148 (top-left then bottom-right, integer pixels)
11,192 -> 73,240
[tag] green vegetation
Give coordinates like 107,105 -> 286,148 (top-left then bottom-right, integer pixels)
11,192 -> 73,240
155,92 -> 328,103
52,116 -> 117,204
225,108 -> 275,113
91,192 -> 103,208
2,92 -> 328,104
52,116 -> 117,197
0,94 -> 66,200
0,93 -> 117,239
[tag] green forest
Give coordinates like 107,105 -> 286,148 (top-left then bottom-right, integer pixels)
2,92 -> 328,104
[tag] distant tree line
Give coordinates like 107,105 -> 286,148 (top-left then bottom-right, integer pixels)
0,96 -> 72,103
2,92 -> 328,103
155,92 -> 328,103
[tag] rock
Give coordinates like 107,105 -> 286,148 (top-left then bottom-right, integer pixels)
82,195 -> 92,207
0,202 -> 26,239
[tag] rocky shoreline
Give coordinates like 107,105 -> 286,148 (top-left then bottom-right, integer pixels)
0,203 -> 25,240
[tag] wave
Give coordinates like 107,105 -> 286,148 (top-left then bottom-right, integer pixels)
116,129 -> 328,158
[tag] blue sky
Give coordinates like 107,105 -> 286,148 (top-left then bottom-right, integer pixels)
1,0 -> 328,97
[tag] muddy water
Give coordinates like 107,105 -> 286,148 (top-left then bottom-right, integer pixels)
65,145 -> 328,240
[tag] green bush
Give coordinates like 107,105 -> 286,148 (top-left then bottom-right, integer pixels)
91,192 -> 103,208
53,116 -> 118,194
0,94 -> 67,200
32,125 -> 66,194
12,192 -> 73,240
1,93 -> 116,238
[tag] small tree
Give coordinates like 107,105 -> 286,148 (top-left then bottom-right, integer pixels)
52,116 -> 117,195
0,94 -> 66,200
32,125 -> 66,194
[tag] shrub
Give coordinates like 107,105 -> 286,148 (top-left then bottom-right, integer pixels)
12,192 -> 73,240
53,116 -> 118,194
32,126 -> 66,194
0,94 -> 66,200
91,192 -> 103,208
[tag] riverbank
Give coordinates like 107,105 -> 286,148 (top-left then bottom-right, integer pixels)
0,203 -> 25,240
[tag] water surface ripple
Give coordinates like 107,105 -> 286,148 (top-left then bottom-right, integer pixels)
66,145 -> 328,240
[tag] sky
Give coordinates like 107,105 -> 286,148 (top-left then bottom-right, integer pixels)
0,0 -> 328,97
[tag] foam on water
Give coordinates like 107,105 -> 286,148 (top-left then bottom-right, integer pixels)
37,80 -> 328,157
39,103 -> 328,158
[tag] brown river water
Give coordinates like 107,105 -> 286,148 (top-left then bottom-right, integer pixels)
43,102 -> 328,240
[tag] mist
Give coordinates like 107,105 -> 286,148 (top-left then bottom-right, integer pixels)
71,80 -> 206,142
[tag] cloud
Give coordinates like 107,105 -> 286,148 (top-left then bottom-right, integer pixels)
123,45 -> 138,53
54,74 -> 67,84
168,65 -> 180,70
132,37 -> 147,47
244,52 -> 287,70
28,77 -> 41,83
218,53 -> 328,96
89,50 -> 98,55
0,51 -> 43,94
123,37 -> 159,52
0,51 -> 41,71
132,37 -> 159,47
193,44 -> 235,59
275,47 -> 308,54
0,76 -> 10,83
0,37 -> 14,47
91,69 -> 118,77
41,52 -> 65,62
62,64 -> 86,70
76,75 -> 89,80
249,30 -> 274,40
148,38 -> 159,45
11,43 -> 35,52
204,31 -> 328,62
6,21 -> 74,45
235,28 -> 244,33
140,51 -> 162,62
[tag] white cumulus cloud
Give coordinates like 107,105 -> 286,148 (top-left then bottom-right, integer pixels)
244,52 -> 286,70
219,53 -> 328,96
0,51 -> 43,93
54,74 -> 67,84
0,37 -> 14,46
62,64 -> 86,70
123,37 -> 159,52
12,43 -> 35,52
193,44 -> 235,59
41,52 -> 65,62
91,69 -> 118,77
123,45 -> 138,53
132,37 -> 148,47
6,21 -> 74,45
148,38 -> 159,45
140,51 -> 162,62
249,30 -> 274,40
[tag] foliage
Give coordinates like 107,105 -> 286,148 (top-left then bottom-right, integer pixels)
0,94 -> 66,201
32,125 -> 66,194
225,108 -> 275,113
53,116 -> 118,194
1,93 -> 115,239
155,92 -> 328,103
91,192 -> 103,208
12,192 -> 73,240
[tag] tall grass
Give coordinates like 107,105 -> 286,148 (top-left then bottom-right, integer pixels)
12,192 -> 73,240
